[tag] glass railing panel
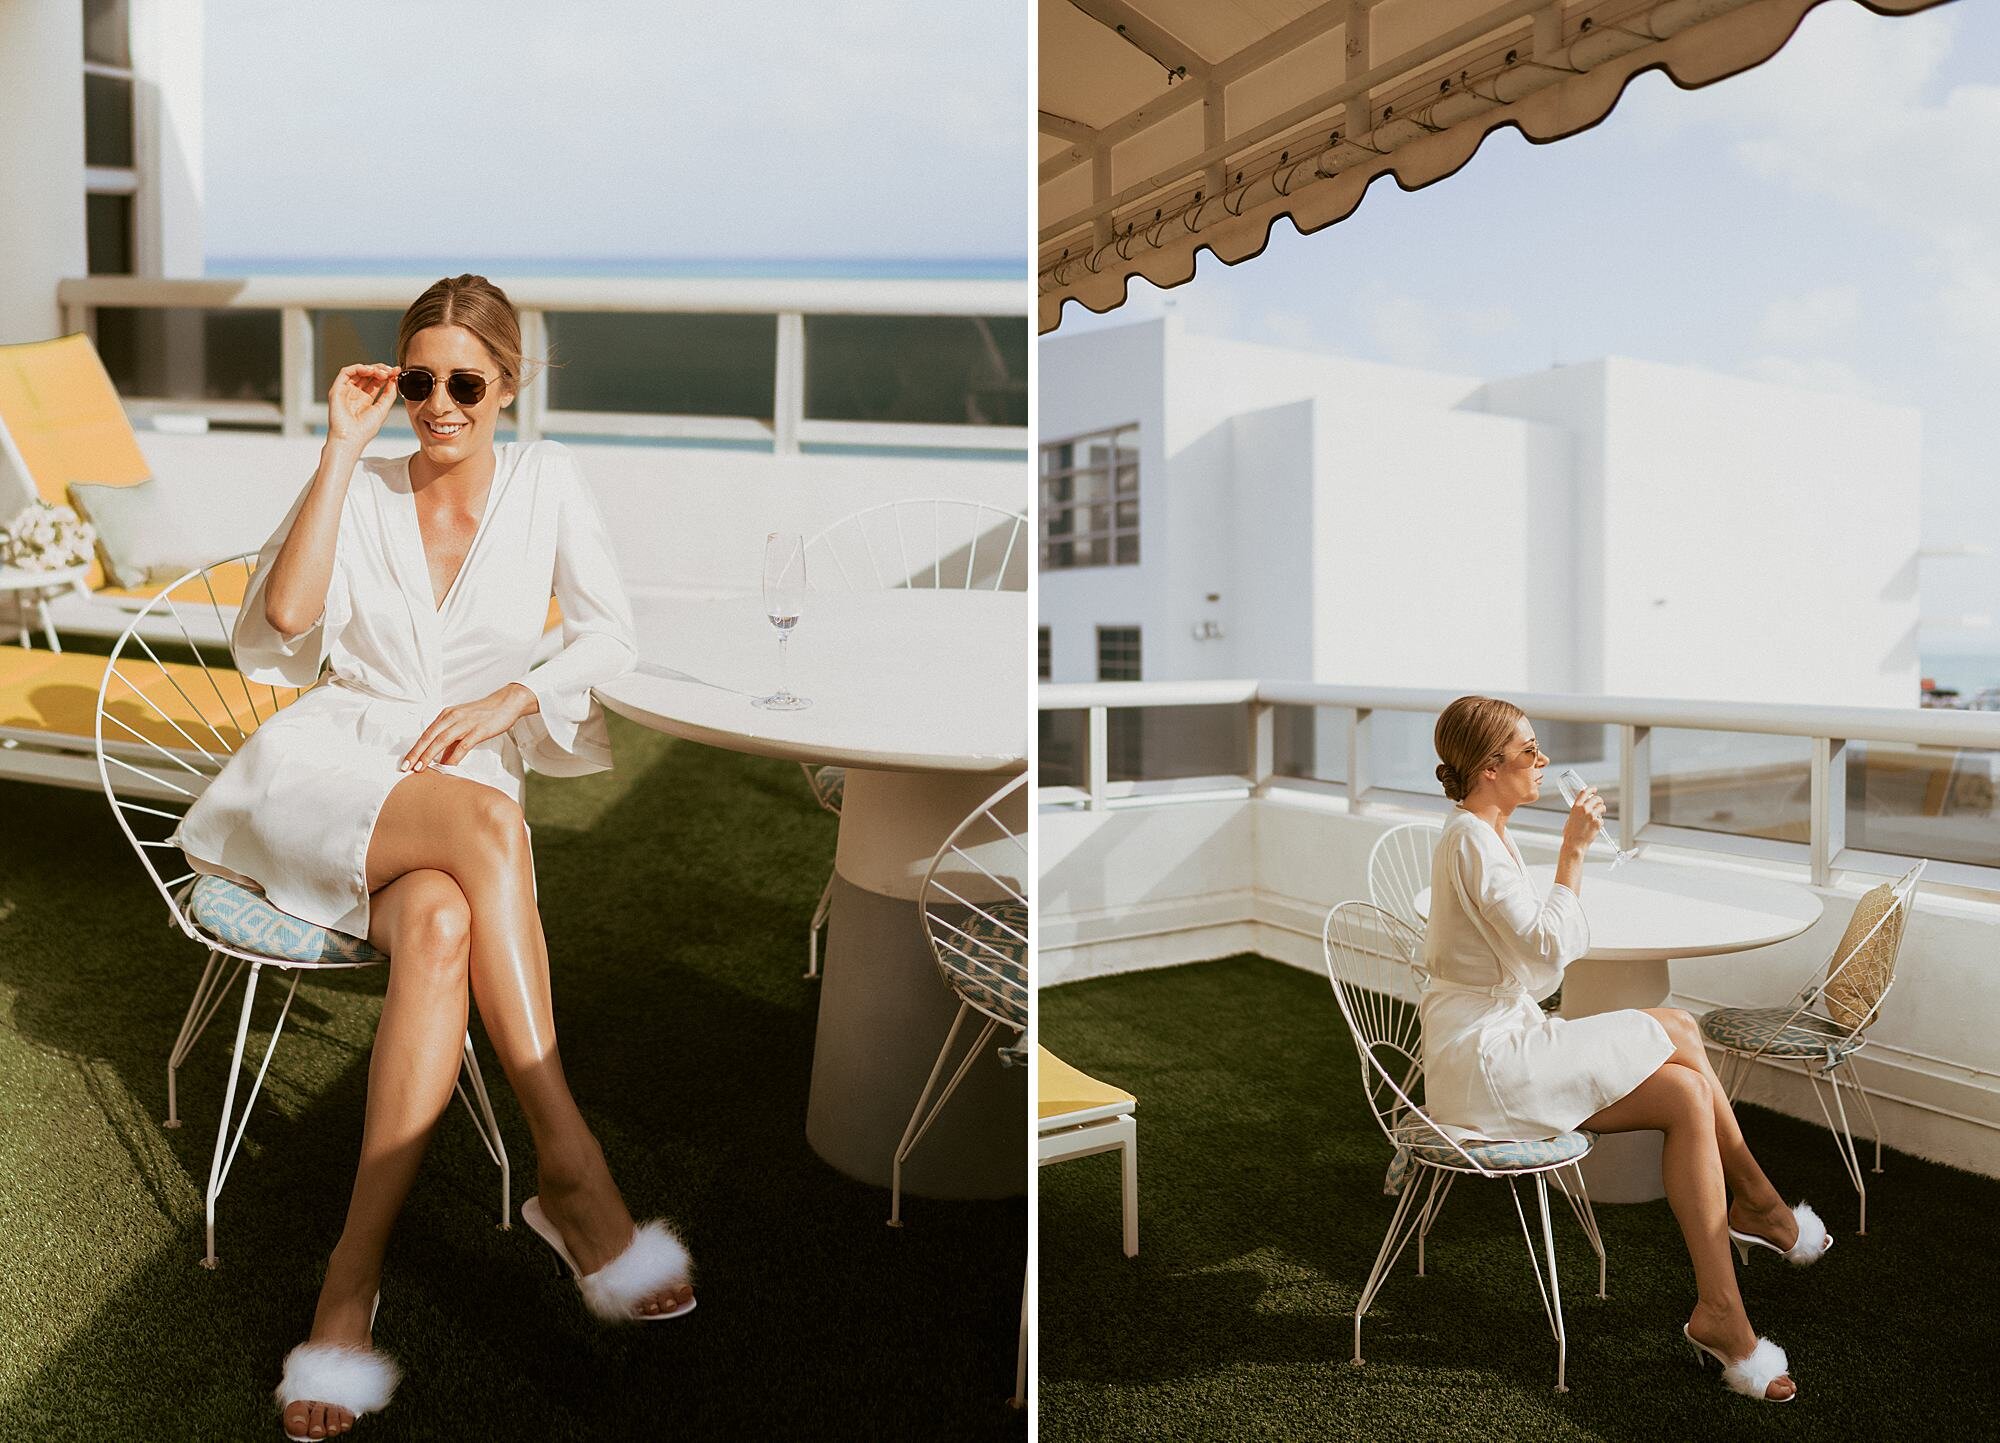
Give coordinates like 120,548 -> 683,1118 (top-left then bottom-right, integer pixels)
1520,721 -> 1622,824
313,309 -> 516,429
1648,728 -> 1811,844
1107,705 -> 1248,784
1846,740 -> 2000,868
545,313 -> 775,418
803,316 -> 1027,427
1039,709 -> 1086,790
1367,709 -> 1446,796
94,308 -> 281,405
84,72 -> 134,168
1272,704 -> 1351,785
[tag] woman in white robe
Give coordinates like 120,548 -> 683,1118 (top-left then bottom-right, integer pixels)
1421,695 -> 1827,1403
171,277 -> 692,1441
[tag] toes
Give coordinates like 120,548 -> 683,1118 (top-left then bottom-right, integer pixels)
1769,1375 -> 1797,1401
331,1405 -> 354,1434
283,1402 -> 309,1436
308,1401 -> 327,1438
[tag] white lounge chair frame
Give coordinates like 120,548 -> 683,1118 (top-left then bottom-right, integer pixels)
95,556 -> 511,1267
1324,901 -> 1606,1392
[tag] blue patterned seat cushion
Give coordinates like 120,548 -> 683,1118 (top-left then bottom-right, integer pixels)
1390,1114 -> 1593,1171
938,900 -> 1027,1029
811,765 -> 845,812
1700,1006 -> 1861,1063
188,874 -> 385,965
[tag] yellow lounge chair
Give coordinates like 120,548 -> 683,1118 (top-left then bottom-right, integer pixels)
1037,1045 -> 1138,1258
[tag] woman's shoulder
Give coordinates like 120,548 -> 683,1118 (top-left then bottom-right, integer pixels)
1442,809 -> 1506,860
513,438 -> 581,479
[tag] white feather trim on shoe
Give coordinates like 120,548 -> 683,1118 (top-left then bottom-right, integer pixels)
1721,1338 -> 1791,1401
1783,1201 -> 1830,1264
274,1342 -> 400,1418
577,1220 -> 694,1322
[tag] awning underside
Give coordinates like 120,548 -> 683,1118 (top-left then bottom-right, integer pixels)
1038,0 -> 1951,332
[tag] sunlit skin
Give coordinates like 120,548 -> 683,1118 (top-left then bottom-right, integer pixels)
271,330 -> 689,1441
1457,717 -> 1804,1401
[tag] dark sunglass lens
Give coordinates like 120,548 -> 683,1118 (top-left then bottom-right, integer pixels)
445,373 -> 489,406
395,369 -> 434,403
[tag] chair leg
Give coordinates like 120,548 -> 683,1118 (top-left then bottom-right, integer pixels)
1010,1265 -> 1028,1409
1353,1164 -> 1433,1366
201,962 -> 303,1268
1120,1124 -> 1139,1258
1805,1064 -> 1868,1235
165,950 -> 246,1128
888,1003 -> 998,1228
1551,1161 -> 1607,1300
1415,1170 -> 1456,1277
1506,1175 -> 1571,1392
806,870 -> 835,979
453,1030 -> 512,1230
1846,1055 -> 1886,1175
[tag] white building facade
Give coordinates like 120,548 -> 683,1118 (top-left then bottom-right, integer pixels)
1040,317 -> 1923,710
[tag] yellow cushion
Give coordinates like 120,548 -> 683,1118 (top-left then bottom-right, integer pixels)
1037,1045 -> 1134,1121
97,563 -> 253,609
0,648 -> 260,751
0,335 -> 152,590
1821,882 -> 1906,1029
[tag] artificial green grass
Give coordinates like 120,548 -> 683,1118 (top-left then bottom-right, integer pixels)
0,715 -> 1025,1439
1039,956 -> 1999,1441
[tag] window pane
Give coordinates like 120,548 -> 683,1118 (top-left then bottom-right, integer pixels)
1037,627 -> 1051,681
85,192 -> 132,275
547,313 -> 775,418
1039,709 -> 1086,789
1108,706 -> 1247,784
1273,705 -> 1351,785
1040,423 -> 1139,571
1096,626 -> 1141,681
803,315 -> 1026,426
312,309 -> 401,390
94,308 -> 282,404
1847,740 -> 2000,868
1649,728 -> 1811,844
84,72 -> 134,168
84,0 -> 130,66
1367,710 -> 1447,795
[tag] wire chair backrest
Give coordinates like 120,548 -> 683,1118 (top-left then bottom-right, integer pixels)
1367,822 -> 1442,933
94,555 -> 304,943
1815,859 -> 1926,1036
804,499 -> 1027,593
919,771 -> 1029,1035
1323,900 -> 1493,1177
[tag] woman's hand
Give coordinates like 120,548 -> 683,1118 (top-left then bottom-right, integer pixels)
1561,785 -> 1607,855
327,363 -> 401,452
401,684 -> 539,772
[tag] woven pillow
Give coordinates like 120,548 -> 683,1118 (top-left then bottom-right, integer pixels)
67,477 -> 203,588
1820,882 -> 1905,1029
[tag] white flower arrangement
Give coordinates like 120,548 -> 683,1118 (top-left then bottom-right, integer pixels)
2,500 -> 97,573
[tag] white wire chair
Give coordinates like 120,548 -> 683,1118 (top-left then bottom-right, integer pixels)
798,761 -> 844,979
1324,901 -> 1606,1393
889,770 -> 1029,1228
1366,822 -> 1441,933
95,555 -> 511,1267
1702,859 -> 1925,1235
803,498 -> 1028,593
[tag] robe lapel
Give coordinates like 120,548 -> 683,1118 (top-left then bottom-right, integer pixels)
381,459 -> 443,684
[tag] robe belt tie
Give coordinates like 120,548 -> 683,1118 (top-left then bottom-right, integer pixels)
1416,971 -> 1528,1000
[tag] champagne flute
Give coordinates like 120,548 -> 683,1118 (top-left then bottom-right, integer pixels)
755,531 -> 811,712
1557,767 -> 1637,868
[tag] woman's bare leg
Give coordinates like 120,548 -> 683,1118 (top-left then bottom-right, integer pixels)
1584,1061 -> 1797,1400
1642,1008 -> 1798,1248
366,771 -> 689,1315
285,869 -> 472,1442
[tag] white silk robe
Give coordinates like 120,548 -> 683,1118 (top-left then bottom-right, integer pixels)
1419,807 -> 1671,1142
172,440 -> 636,939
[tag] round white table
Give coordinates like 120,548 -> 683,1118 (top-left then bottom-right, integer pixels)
0,564 -> 88,651
1415,858 -> 1822,1202
596,590 -> 1028,1199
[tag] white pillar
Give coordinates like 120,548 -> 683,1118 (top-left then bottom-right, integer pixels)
0,0 -> 88,342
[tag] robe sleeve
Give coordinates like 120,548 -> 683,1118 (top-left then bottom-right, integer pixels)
231,475 -> 355,689
508,450 -> 636,776
1448,826 -> 1590,979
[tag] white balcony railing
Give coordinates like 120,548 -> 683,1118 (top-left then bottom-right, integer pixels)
1038,681 -> 2000,896
56,274 -> 1027,456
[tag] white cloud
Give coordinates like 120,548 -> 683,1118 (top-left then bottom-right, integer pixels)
1363,291 -> 1514,369
1757,285 -> 1858,348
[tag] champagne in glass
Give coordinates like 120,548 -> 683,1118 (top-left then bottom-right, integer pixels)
1557,767 -> 1637,868
755,531 -> 811,712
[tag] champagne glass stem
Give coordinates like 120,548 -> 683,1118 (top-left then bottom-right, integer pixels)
779,629 -> 789,697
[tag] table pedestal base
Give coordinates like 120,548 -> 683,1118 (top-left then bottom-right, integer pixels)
804,770 -> 1027,1199
1561,956 -> 1672,1204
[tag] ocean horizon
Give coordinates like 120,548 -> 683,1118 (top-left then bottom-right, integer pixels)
206,255 -> 1026,282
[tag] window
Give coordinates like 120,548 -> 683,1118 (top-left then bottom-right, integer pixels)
1041,424 -> 1139,569
83,0 -> 135,278
1038,626 -> 1051,681
1096,626 -> 1142,680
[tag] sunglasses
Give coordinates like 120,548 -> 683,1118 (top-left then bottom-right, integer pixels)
395,368 -> 503,407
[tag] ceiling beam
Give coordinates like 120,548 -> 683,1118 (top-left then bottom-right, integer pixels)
1038,109 -> 1099,143
1067,0 -> 1209,80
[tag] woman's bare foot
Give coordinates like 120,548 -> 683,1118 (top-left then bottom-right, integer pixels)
280,1248 -> 380,1438
1687,1299 -> 1796,1401
1727,1196 -> 1799,1252
536,1144 -> 693,1317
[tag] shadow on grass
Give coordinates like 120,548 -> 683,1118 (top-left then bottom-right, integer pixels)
0,718 -> 1026,1439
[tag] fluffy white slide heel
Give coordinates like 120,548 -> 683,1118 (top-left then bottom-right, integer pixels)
1684,1326 -> 1795,1402
275,1294 -> 399,1441
1730,1200 -> 1831,1266
521,1195 -> 697,1322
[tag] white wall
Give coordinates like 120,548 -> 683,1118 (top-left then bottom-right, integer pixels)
0,0 -> 88,342
1039,793 -> 2000,1179
132,0 -> 204,278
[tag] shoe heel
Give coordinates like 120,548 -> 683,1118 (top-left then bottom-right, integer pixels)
1733,1236 -> 1751,1266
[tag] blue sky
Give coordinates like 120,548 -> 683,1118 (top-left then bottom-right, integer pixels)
1056,1 -> 2000,654
202,2 -> 1027,264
